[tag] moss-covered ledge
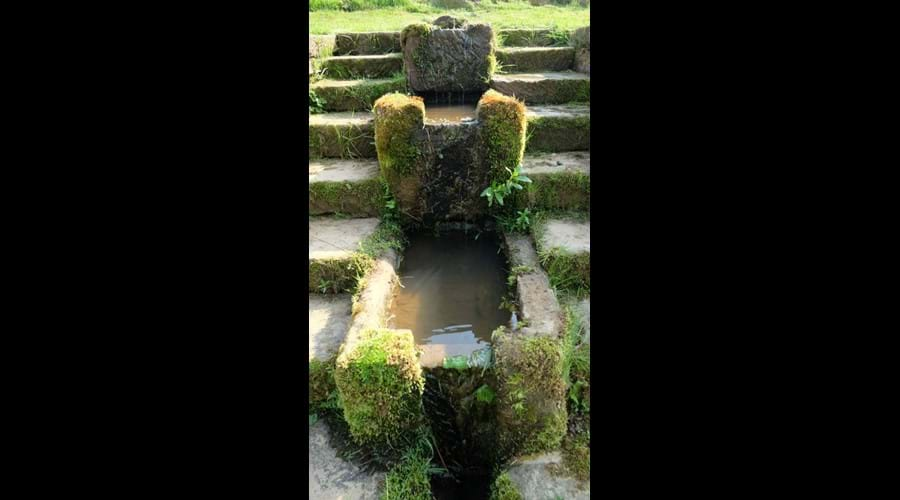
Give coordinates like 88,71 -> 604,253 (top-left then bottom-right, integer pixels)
334,328 -> 425,445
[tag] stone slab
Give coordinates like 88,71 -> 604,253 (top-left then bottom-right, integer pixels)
525,104 -> 591,152
309,111 -> 376,158
309,158 -> 380,183
309,294 -> 353,361
308,217 -> 379,261
309,420 -> 384,499
521,151 -> 590,175
505,234 -> 562,338
540,219 -> 590,255
506,451 -> 590,500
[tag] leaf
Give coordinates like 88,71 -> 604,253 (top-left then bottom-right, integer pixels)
309,413 -> 318,425
511,182 -> 523,190
518,175 -> 532,184
480,187 -> 492,197
495,192 -> 504,205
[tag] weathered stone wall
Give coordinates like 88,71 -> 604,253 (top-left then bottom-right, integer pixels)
401,23 -> 495,93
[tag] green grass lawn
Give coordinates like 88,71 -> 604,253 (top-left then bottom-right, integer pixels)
309,0 -> 589,34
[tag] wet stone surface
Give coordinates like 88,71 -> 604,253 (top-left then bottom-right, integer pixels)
308,420 -> 384,499
506,451 -> 590,500
308,294 -> 352,361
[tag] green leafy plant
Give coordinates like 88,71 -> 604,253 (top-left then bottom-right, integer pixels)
481,165 -> 532,207
475,384 -> 496,404
309,89 -> 327,114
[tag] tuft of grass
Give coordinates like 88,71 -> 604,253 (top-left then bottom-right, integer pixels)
381,433 -> 435,500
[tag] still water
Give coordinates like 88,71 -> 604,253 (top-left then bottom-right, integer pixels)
390,231 -> 508,347
425,104 -> 478,123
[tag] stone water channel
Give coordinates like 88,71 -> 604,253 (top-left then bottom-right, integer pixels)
309,18 -> 591,500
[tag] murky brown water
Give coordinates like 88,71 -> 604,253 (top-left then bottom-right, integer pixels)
425,104 -> 477,123
390,231 -> 508,347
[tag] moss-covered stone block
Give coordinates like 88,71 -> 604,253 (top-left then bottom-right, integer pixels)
334,31 -> 401,55
321,53 -> 403,79
310,76 -> 407,113
496,47 -> 575,72
493,327 -> 568,459
475,90 -> 527,184
374,93 -> 426,217
526,105 -> 591,152
401,23 -> 495,92
309,177 -> 383,217
334,328 -> 425,444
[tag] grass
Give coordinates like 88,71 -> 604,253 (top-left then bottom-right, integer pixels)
309,1 -> 589,34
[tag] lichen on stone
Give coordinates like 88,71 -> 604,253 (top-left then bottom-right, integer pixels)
334,328 -> 425,445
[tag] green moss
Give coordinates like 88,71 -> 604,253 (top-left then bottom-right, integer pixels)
515,170 -> 590,211
309,177 -> 384,216
310,76 -> 407,112
374,93 -> 424,176
400,23 -> 433,48
309,355 -> 340,413
561,432 -> 590,482
309,219 -> 405,295
489,472 -> 523,500
476,90 -> 527,184
334,328 -> 425,444
493,327 -> 568,459
381,441 -> 433,500
525,114 -> 590,153
531,213 -> 590,297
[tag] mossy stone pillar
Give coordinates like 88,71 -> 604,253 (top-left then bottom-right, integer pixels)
334,328 -> 425,444
374,93 -> 426,219
492,327 -> 568,459
475,90 -> 527,185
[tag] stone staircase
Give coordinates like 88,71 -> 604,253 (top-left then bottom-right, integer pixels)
309,26 -> 590,500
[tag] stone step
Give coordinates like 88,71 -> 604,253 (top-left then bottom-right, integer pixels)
309,420 -> 384,499
309,216 -> 380,293
310,77 -> 406,112
497,47 -> 575,72
320,53 -> 403,79
309,111 -> 376,159
517,151 -> 590,211
309,158 -> 382,217
498,29 -> 569,47
491,71 -> 589,105
525,104 -> 591,153
504,451 -> 590,500
334,31 -> 401,55
309,293 -> 353,362
532,215 -> 590,294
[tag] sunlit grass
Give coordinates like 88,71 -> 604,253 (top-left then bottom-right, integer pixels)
309,2 -> 589,34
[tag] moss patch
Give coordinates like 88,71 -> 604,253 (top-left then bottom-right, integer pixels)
496,47 -> 574,72
493,327 -> 568,460
561,431 -> 590,482
309,355 -> 340,413
309,176 -> 384,216
489,471 -> 523,500
334,328 -> 425,445
525,113 -> 590,153
515,170 -> 590,211
476,90 -> 527,185
309,121 -> 376,159
309,219 -> 405,294
374,93 -> 425,176
532,214 -> 590,297
321,53 -> 403,79
310,76 -> 407,112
